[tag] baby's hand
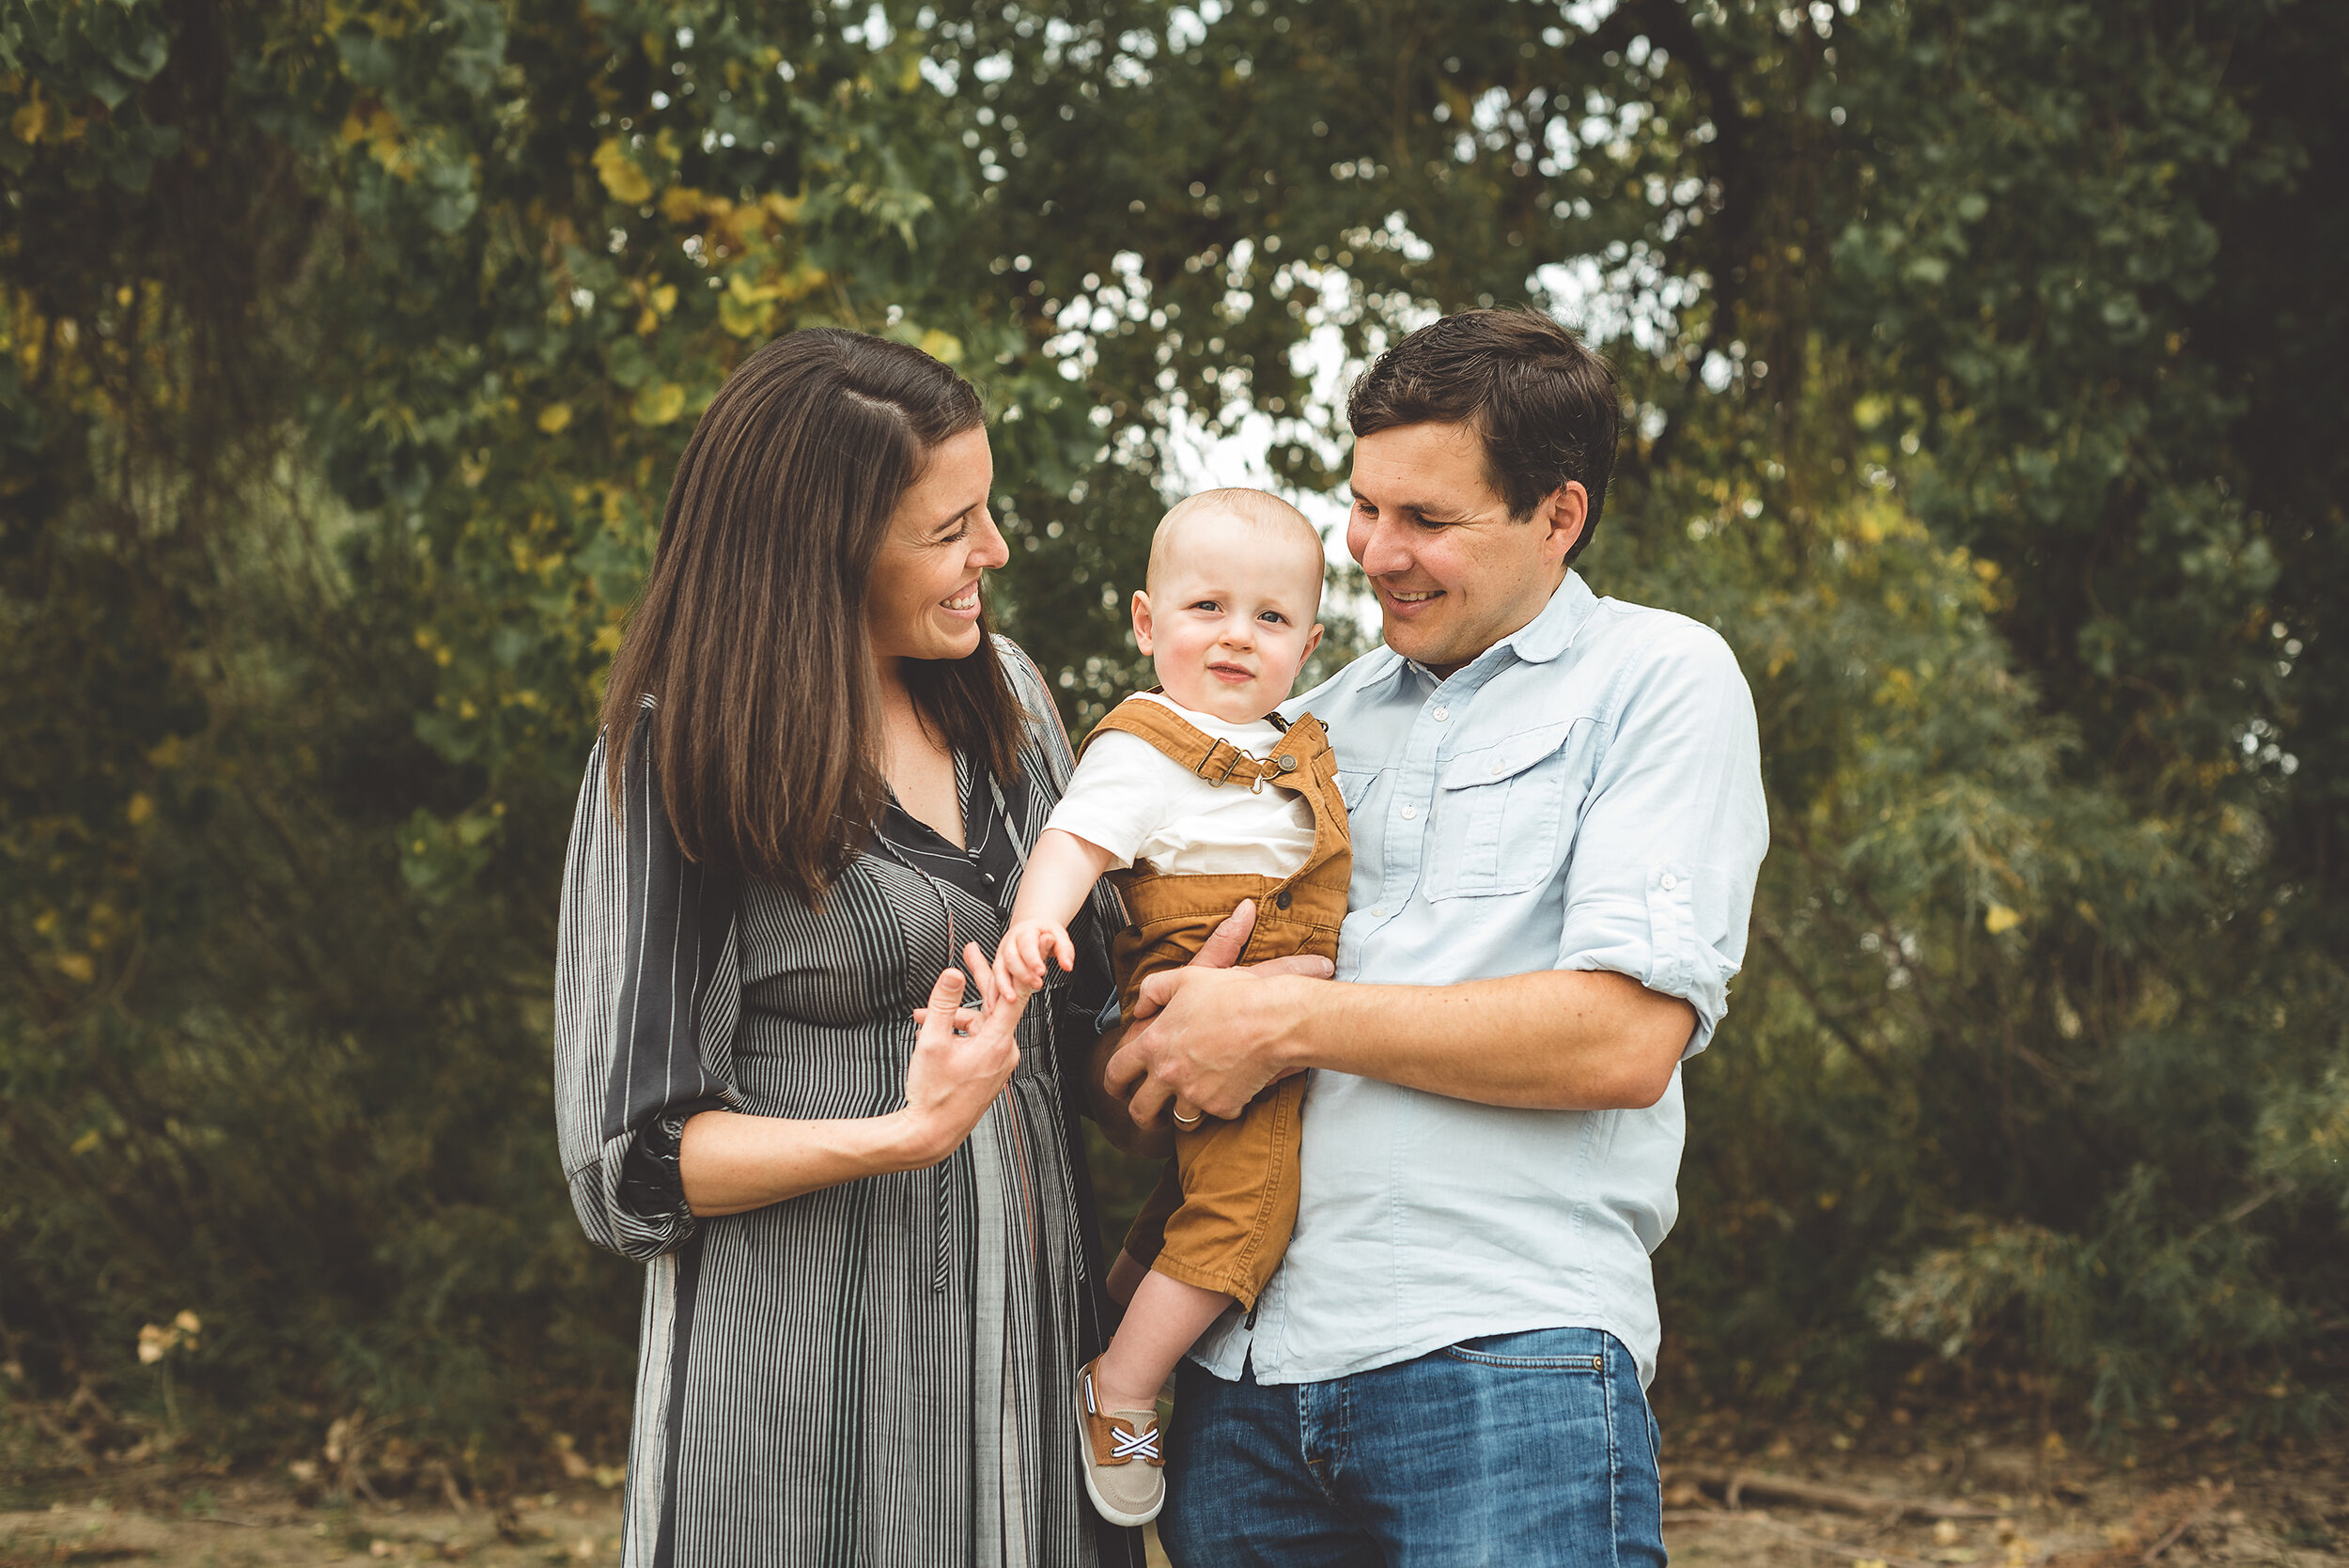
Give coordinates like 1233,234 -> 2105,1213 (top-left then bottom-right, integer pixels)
995,918 -> 1077,996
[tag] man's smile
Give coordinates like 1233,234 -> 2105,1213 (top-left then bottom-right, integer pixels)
1378,584 -> 1446,615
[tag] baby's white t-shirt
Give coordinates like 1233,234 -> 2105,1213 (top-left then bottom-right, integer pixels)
1044,693 -> 1316,877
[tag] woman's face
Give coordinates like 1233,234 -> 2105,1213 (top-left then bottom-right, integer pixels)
865,426 -> 1008,666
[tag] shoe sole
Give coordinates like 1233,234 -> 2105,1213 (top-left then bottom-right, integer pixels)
1076,1402 -> 1165,1528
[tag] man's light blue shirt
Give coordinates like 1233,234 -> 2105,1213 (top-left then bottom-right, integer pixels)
1190,570 -> 1767,1389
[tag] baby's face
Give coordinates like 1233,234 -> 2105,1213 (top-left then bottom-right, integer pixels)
1134,508 -> 1325,724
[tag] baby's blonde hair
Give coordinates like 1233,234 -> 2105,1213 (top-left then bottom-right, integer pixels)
1147,488 -> 1324,600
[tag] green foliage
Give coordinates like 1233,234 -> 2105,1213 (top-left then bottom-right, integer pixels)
2,0 -> 2343,1479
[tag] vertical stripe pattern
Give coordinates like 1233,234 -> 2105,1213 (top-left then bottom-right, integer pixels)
553,641 -> 1138,1568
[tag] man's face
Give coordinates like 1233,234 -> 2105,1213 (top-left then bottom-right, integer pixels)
1345,422 -> 1586,677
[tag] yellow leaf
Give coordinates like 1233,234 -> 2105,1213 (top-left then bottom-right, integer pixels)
125,793 -> 153,826
718,290 -> 772,338
13,96 -> 48,145
727,271 -> 786,305
650,285 -> 677,315
55,953 -> 95,984
593,138 -> 653,205
1984,904 -> 2023,934
592,624 -> 625,654
70,1128 -> 101,1156
174,1310 -> 202,1334
633,380 -> 686,426
918,329 -> 964,365
660,185 -> 706,223
537,401 -> 573,434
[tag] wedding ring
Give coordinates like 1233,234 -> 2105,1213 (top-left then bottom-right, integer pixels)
1171,1107 -> 1203,1127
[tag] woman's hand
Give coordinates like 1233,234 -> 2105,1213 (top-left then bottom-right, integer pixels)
895,942 -> 1030,1167
677,944 -> 1028,1215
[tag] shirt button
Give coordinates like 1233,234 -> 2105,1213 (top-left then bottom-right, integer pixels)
1400,802 -> 1417,820
1431,706 -> 1449,722
1371,907 -> 1387,918
1490,761 -> 1505,776
1660,873 -> 1678,891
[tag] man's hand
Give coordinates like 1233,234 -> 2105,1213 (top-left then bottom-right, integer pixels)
1076,901 -> 1325,1159
1109,966 -> 1310,1126
1100,899 -> 1333,1139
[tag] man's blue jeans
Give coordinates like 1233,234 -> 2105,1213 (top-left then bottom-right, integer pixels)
1159,1327 -> 1665,1568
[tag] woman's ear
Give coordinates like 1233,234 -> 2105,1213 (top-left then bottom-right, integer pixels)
1130,589 -> 1156,656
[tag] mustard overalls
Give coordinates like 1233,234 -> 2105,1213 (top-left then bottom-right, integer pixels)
1081,694 -> 1353,1308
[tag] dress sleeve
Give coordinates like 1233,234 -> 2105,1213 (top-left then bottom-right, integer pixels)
552,709 -> 745,1262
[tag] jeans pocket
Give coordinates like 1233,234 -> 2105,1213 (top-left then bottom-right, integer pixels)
1438,1326 -> 1610,1371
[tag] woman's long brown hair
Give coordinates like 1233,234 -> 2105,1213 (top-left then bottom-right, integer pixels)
598,328 -> 1025,903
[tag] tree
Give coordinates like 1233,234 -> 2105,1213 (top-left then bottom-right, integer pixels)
3,0 -> 2341,1473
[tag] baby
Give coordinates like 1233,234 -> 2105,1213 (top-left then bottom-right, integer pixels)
993,488 -> 1352,1528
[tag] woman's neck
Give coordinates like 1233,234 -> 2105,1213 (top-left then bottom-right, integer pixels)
874,652 -> 912,710
873,655 -> 965,846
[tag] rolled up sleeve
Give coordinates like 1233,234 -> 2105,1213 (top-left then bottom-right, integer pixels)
552,712 -> 744,1262
1556,619 -> 1767,1059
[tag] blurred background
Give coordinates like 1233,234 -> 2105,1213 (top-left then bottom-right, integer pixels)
3,0 -> 2343,1498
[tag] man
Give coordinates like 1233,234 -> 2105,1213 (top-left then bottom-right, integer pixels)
1108,309 -> 1768,1566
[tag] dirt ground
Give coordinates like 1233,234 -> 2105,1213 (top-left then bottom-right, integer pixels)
2,1424 -> 2341,1568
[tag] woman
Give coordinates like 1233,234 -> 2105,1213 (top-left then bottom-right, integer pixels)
552,330 -> 1139,1567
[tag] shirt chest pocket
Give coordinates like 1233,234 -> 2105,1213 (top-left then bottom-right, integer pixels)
1425,720 -> 1587,900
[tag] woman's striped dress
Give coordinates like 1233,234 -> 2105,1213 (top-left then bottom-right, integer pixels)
552,641 -> 1143,1568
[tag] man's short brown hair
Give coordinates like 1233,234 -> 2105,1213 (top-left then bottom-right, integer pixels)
1346,309 -> 1619,566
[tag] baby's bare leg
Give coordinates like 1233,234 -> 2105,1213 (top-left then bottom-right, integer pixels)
1106,1247 -> 1150,1310
1094,1270 -> 1233,1414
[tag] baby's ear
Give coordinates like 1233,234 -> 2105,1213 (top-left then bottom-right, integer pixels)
1302,621 -> 1326,660
1129,589 -> 1155,653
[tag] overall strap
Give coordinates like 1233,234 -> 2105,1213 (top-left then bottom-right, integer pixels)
1079,694 -> 1306,793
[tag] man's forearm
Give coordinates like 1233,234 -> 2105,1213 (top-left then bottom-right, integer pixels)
1271,968 -> 1695,1110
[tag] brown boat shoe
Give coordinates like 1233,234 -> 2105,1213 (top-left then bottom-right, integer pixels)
1076,1355 -> 1165,1527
